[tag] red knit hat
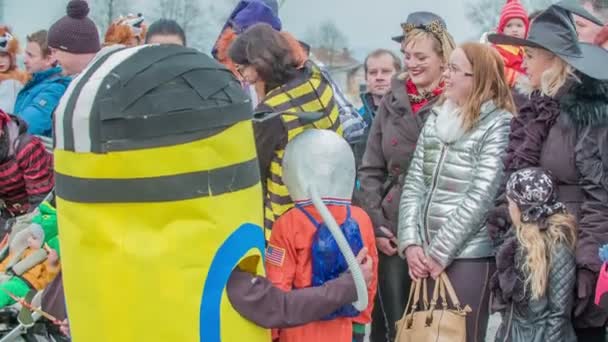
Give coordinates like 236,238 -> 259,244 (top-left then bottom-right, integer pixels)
497,0 -> 530,36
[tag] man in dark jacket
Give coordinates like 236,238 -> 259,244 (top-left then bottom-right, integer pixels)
353,50 -> 401,173
14,30 -> 70,137
358,49 -> 402,128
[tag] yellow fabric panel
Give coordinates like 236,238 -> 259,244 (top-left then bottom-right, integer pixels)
58,184 -> 267,341
286,126 -> 306,140
269,201 -> 295,217
57,118 -> 269,341
263,78 -> 322,108
294,85 -> 332,113
54,121 -> 256,179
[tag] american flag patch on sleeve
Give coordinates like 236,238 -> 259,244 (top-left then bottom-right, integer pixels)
265,244 -> 285,267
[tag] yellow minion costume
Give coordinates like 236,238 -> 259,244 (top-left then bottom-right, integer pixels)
53,45 -> 268,341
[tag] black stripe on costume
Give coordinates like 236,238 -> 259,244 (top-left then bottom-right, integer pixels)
55,158 -> 260,203
62,47 -> 126,151
264,218 -> 275,232
268,191 -> 292,207
282,112 -> 327,130
266,80 -> 329,113
98,101 -> 253,152
88,46 -> 252,153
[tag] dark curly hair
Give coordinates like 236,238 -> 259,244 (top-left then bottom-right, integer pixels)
228,23 -> 300,93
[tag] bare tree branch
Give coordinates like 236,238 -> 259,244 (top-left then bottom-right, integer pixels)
89,0 -> 130,36
154,0 -> 212,50
305,20 -> 348,67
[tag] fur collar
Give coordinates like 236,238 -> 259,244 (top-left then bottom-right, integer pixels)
434,100 -> 497,143
560,74 -> 608,127
434,100 -> 466,143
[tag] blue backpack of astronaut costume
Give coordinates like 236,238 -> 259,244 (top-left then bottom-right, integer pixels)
296,204 -> 364,320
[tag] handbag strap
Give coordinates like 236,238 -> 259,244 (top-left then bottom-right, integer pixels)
425,276 -> 442,321
439,277 -> 448,309
421,278 -> 429,310
429,276 -> 441,309
440,272 -> 467,312
402,279 -> 421,321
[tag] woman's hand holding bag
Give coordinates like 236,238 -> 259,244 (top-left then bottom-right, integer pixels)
395,273 -> 471,342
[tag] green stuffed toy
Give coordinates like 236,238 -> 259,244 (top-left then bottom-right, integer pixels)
31,201 -> 60,258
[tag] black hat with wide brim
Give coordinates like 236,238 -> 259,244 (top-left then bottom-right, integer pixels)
488,4 -> 608,80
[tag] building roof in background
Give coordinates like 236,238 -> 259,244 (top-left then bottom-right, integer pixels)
310,47 -> 361,71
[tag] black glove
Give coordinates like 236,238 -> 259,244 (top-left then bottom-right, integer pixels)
574,268 -> 597,318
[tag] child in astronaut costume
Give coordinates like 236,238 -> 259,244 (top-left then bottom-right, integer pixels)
265,130 -> 378,342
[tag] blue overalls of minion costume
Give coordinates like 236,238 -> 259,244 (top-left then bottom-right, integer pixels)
53,44 -> 269,342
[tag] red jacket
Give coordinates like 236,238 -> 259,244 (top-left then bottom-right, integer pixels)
494,44 -> 525,87
0,117 -> 53,216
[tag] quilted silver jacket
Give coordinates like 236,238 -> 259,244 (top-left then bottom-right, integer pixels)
398,101 -> 512,266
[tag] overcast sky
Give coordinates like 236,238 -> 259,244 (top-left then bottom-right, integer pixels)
6,0 -> 484,61
281,0 -> 478,57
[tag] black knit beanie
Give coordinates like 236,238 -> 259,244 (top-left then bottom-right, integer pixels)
48,0 -> 100,54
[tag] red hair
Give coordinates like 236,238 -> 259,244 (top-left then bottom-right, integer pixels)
214,27 -> 240,77
214,26 -> 308,80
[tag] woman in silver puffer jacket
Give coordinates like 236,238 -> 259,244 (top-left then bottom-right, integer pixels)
398,42 -> 514,342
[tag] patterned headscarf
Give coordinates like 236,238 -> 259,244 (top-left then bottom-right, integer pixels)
506,167 -> 566,228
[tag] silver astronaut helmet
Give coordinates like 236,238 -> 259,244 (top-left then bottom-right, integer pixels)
282,128 -> 368,311
282,129 -> 355,203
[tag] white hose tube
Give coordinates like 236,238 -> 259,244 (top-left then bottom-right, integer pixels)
309,186 -> 368,311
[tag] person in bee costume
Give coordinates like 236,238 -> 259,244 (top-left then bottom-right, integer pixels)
52,43 -> 371,342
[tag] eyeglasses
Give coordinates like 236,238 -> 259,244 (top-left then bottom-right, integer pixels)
447,64 -> 473,77
235,64 -> 247,78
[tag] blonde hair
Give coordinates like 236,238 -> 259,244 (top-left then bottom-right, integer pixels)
515,214 -> 577,300
439,43 -> 516,131
520,48 -> 580,97
540,57 -> 578,97
404,28 -> 456,68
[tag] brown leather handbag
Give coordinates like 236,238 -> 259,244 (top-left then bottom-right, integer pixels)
395,273 -> 471,342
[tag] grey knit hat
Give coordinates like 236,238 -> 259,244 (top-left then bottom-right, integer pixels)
48,0 -> 101,54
